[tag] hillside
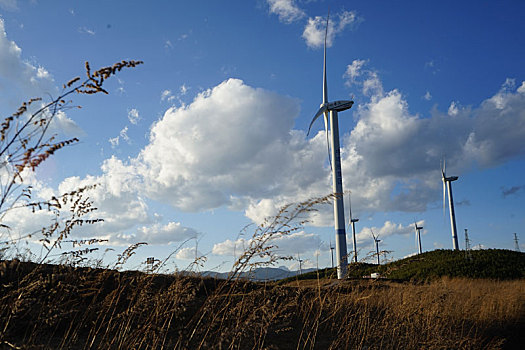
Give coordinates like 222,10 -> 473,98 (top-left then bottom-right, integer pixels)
283,249 -> 525,283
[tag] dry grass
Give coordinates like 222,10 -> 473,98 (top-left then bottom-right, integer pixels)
1,260 -> 523,349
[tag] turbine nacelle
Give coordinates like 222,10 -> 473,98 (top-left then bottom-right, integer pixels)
307,100 -> 354,136
329,100 -> 354,112
444,176 -> 458,182
351,218 -> 359,223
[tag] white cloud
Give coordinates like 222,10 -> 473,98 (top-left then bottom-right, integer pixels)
111,76 -> 525,226
0,18 -> 56,110
108,126 -> 130,148
302,10 -> 362,49
267,0 -> 305,24
344,59 -> 367,84
344,59 -> 383,96
0,19 -> 84,139
119,126 -> 130,143
134,78 -> 322,213
180,84 -> 188,95
448,101 -> 459,116
117,221 -> 198,245
160,89 -> 173,101
356,221 -> 419,245
212,231 -> 320,257
128,108 -> 140,124
423,91 -> 432,101
212,238 -> 247,256
109,136 -> 119,148
518,81 -> 525,94
19,72 -> 525,247
176,246 -> 200,260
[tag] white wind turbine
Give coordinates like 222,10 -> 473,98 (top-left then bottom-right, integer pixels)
371,229 -> 381,265
414,221 -> 423,254
441,160 -> 460,250
347,193 -> 359,263
307,13 -> 354,279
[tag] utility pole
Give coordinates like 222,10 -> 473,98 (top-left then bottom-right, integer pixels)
464,229 -> 472,260
514,233 -> 520,252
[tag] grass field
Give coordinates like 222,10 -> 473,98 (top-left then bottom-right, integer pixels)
1,255 -> 524,349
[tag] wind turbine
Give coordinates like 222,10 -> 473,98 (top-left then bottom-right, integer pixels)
414,221 -> 423,254
441,160 -> 460,250
371,229 -> 381,265
307,12 -> 354,279
347,193 -> 359,263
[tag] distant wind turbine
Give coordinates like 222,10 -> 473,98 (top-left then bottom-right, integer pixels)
329,240 -> 335,269
441,160 -> 460,250
414,221 -> 423,255
307,12 -> 354,279
347,193 -> 359,263
371,229 -> 381,265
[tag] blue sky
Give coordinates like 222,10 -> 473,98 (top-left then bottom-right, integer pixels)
1,0 -> 524,271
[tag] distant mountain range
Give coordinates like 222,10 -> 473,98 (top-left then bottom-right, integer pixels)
201,266 -> 317,281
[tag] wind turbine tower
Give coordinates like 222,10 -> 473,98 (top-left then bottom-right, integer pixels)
441,161 -> 460,250
348,193 -> 359,263
414,222 -> 423,255
514,233 -> 520,252
307,13 -> 354,279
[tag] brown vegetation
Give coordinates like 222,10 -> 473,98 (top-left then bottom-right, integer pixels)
0,260 -> 524,349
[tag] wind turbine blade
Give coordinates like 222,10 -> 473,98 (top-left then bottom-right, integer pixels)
307,106 -> 328,136
348,192 -> 353,221
323,112 -> 332,170
323,11 -> 329,105
443,179 -> 446,219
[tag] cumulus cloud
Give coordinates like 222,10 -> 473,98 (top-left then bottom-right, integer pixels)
302,10 -> 362,48
94,74 -> 525,232
212,238 -> 247,256
17,70 -> 524,248
176,246 -> 200,260
212,231 -> 320,257
267,0 -> 305,24
133,78 -> 325,212
356,221 -> 422,246
117,221 -> 199,245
